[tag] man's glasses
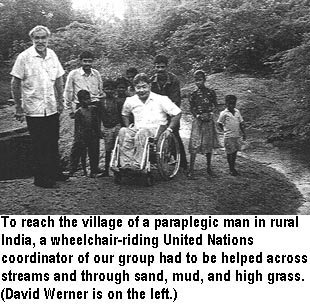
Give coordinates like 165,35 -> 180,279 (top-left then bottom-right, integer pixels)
33,35 -> 47,40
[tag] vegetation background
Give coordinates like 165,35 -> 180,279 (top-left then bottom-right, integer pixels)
1,0 -> 310,144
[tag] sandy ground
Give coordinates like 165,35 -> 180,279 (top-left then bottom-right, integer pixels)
0,147 -> 303,215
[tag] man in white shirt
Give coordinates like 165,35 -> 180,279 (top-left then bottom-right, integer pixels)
11,25 -> 67,188
119,73 -> 181,169
64,51 -> 104,176
64,51 -> 103,117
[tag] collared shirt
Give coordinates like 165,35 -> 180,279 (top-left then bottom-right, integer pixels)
122,92 -> 181,129
10,46 -> 65,117
217,108 -> 244,138
150,72 -> 181,106
64,67 -> 103,110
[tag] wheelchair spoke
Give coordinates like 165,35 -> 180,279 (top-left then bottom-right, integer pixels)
157,133 -> 180,180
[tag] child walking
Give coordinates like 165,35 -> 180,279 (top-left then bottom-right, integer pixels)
187,70 -> 220,178
69,90 -> 102,178
217,94 -> 246,176
98,79 -> 123,176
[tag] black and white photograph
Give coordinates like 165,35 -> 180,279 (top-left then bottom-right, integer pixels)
0,0 -> 310,215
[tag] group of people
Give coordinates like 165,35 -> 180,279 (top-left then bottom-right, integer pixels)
11,25 -> 246,188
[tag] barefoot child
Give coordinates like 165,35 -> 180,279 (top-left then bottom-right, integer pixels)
69,90 -> 102,177
187,70 -> 220,178
217,94 -> 246,176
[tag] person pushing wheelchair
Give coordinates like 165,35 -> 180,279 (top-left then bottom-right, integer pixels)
118,73 -> 182,170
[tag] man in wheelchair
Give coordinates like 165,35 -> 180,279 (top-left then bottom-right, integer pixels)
117,73 -> 181,171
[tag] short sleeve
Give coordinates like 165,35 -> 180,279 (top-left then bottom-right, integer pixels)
121,98 -> 132,116
10,53 -> 25,80
217,111 -> 225,124
53,51 -> 65,78
161,96 -> 181,116
238,110 -> 244,123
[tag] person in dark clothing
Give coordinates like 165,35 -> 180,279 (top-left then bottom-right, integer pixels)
116,76 -> 133,126
150,55 -> 188,171
116,76 -> 129,100
98,79 -> 123,176
69,90 -> 102,178
187,70 -> 220,178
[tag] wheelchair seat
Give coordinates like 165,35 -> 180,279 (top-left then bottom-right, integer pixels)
110,125 -> 180,186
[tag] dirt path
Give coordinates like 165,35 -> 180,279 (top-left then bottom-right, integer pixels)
0,149 -> 303,215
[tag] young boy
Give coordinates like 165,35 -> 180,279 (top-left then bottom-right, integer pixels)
69,90 -> 102,178
217,95 -> 246,176
98,79 -> 123,176
116,76 -> 133,126
187,70 -> 220,178
116,76 -> 129,100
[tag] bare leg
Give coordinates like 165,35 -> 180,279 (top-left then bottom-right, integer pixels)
227,153 -> 233,171
104,151 -> 111,176
231,152 -> 238,175
81,147 -> 87,176
227,152 -> 238,176
206,152 -> 212,174
187,153 -> 196,178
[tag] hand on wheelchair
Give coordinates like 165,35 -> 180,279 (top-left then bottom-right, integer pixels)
162,128 -> 173,139
128,123 -> 138,132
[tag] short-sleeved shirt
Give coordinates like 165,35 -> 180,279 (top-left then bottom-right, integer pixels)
151,72 -> 181,106
217,108 -> 244,138
10,46 -> 65,117
122,92 -> 181,129
64,67 -> 103,107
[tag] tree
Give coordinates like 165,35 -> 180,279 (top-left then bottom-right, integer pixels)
0,0 -> 73,60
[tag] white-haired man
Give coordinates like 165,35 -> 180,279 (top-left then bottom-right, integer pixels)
11,25 -> 68,188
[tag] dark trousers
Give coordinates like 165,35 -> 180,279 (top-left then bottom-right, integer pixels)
173,128 -> 187,170
26,113 -> 60,183
70,138 -> 99,174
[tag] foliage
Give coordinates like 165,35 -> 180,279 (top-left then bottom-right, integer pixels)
272,34 -> 310,100
0,0 -> 73,60
49,21 -> 108,63
3,0 -> 310,90
2,0 -> 310,142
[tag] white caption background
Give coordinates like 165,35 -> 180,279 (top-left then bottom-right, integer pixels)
0,215 -> 309,305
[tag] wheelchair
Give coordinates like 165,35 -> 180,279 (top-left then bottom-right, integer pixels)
110,125 -> 180,186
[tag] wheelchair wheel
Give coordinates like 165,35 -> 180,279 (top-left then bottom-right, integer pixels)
113,172 -> 122,184
156,132 -> 180,180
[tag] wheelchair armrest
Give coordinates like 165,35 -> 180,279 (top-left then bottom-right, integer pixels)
154,125 -> 168,141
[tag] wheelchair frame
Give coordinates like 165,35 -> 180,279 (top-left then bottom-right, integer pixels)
110,126 -> 180,186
